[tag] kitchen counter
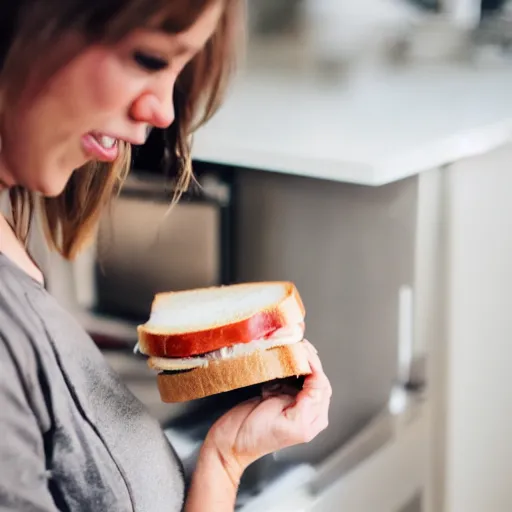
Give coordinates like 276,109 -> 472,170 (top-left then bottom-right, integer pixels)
192,64 -> 512,186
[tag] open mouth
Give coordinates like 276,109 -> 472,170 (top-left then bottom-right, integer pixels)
94,134 -> 117,149
81,132 -> 120,162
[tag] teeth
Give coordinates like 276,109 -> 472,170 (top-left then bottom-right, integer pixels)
94,135 -> 117,149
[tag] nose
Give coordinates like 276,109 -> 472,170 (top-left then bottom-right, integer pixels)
130,84 -> 175,130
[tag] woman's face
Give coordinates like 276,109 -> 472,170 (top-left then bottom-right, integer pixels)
0,1 -> 222,196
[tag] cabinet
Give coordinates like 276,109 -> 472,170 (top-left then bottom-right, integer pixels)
438,142 -> 512,512
232,143 -> 512,512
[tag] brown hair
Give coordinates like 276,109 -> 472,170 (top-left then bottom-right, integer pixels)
0,0 -> 242,259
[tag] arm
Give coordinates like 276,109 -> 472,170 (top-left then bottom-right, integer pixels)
0,336 -> 58,512
183,340 -> 332,512
183,437 -> 242,512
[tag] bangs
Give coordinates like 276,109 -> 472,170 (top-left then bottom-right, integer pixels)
154,0 -> 220,34
97,0 -> 219,42
1,0 -> 223,98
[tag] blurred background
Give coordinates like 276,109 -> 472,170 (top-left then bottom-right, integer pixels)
20,1 -> 512,511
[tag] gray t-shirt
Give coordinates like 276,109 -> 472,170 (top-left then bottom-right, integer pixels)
0,254 -> 185,511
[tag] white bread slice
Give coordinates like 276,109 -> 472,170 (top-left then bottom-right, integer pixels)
137,281 -> 305,358
156,342 -> 311,403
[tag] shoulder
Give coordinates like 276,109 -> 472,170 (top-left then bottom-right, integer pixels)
0,328 -> 52,435
0,255 -> 45,362
0,256 -> 53,427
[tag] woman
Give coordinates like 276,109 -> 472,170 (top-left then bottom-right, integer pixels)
0,1 -> 332,511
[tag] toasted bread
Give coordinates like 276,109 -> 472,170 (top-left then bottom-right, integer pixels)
137,282 -> 305,357
156,342 -> 311,402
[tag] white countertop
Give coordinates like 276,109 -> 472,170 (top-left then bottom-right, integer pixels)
192,64 -> 512,186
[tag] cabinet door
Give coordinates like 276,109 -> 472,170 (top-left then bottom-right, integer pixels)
443,142 -> 512,512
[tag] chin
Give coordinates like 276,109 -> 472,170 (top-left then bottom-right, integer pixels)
38,186 -> 68,198
33,170 -> 75,198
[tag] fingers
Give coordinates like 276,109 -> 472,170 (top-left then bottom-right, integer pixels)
281,340 -> 332,443
301,340 -> 333,401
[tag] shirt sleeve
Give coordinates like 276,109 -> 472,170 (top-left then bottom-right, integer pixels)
0,335 -> 58,512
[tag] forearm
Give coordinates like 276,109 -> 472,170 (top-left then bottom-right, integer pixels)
184,439 -> 243,512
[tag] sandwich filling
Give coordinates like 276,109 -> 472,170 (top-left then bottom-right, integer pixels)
146,323 -> 305,371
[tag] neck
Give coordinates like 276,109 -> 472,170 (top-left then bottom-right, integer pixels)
0,136 -> 15,190
0,177 -> 8,192
0,151 -> 9,191
0,158 -> 6,191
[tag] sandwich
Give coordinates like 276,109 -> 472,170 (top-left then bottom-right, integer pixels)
135,281 -> 312,403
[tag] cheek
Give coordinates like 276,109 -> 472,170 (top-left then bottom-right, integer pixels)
85,57 -> 134,112
55,49 -> 142,117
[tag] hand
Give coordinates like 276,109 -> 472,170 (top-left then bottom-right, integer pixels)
203,340 -> 332,483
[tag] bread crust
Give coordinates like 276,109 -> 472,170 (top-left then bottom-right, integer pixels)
138,282 -> 305,357
156,342 -> 311,403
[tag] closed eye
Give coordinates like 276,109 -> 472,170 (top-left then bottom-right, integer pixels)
133,51 -> 169,72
